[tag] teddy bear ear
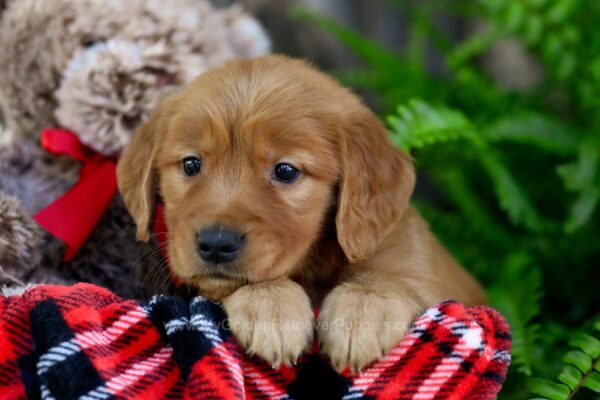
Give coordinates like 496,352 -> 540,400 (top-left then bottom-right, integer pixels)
223,6 -> 271,59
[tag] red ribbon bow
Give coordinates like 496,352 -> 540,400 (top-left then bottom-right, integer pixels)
35,128 -> 176,284
35,129 -> 117,261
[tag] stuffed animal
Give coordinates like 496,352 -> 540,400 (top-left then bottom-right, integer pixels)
0,0 -> 270,297
0,136 -> 76,288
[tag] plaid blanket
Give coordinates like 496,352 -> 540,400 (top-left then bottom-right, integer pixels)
0,283 -> 511,399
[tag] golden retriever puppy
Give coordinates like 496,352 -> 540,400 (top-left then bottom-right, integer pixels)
117,55 -> 485,371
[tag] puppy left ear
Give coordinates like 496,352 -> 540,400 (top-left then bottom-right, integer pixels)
336,108 -> 416,263
117,93 -> 179,241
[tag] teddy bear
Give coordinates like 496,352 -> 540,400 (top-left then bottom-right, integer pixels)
0,0 -> 270,297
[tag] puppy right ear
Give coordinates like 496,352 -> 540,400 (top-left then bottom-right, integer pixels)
117,94 -> 178,241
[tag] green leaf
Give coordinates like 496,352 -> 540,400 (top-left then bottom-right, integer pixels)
564,190 -> 599,233
387,99 -> 475,151
447,25 -> 503,69
291,7 -> 404,72
546,0 -> 577,23
482,114 -> 580,156
557,365 -> 582,390
583,371 -> 600,392
556,53 -> 576,79
477,148 -> 546,231
504,1 -> 526,32
563,350 -> 593,373
388,100 -> 548,231
569,333 -> 600,358
292,7 -> 444,110
427,164 -> 515,247
524,15 -> 544,45
558,141 -> 600,233
528,322 -> 600,397
407,10 -> 428,71
526,0 -> 549,7
542,34 -> 562,61
528,377 -> 570,400
573,143 -> 599,185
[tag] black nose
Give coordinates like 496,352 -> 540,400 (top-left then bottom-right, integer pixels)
197,226 -> 244,264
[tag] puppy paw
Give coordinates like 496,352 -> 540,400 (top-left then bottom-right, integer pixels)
223,279 -> 314,368
317,283 -> 419,372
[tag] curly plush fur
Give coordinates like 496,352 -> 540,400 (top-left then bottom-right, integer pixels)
0,137 -> 136,292
0,0 -> 269,143
0,0 -> 269,297
55,40 -> 182,156
0,193 -> 41,285
0,139 -> 78,214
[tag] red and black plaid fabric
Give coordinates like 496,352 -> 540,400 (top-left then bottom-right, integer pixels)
0,283 -> 511,399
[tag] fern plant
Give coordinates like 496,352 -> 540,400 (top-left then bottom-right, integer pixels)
529,322 -> 600,399
295,0 -> 600,398
387,100 -> 558,232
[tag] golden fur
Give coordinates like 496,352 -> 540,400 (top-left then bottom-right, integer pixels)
117,55 -> 485,371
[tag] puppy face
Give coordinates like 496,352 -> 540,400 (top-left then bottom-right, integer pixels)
118,55 -> 415,300
157,90 -> 338,299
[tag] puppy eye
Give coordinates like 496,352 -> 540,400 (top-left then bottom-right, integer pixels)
273,163 -> 299,183
182,157 -> 202,176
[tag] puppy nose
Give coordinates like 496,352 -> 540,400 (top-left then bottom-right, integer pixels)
197,226 -> 244,264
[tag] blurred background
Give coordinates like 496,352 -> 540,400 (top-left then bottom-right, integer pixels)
215,0 -> 600,398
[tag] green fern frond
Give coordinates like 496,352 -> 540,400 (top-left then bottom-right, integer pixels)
564,191 -> 599,234
291,7 -> 446,111
387,99 -> 475,151
388,100 -> 549,231
477,148 -> 548,232
476,0 -> 582,80
290,7 -> 406,71
529,321 -> 600,399
488,253 -> 543,376
482,114 -> 581,156
557,140 -> 600,233
427,164 -> 515,248
447,25 -> 503,70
